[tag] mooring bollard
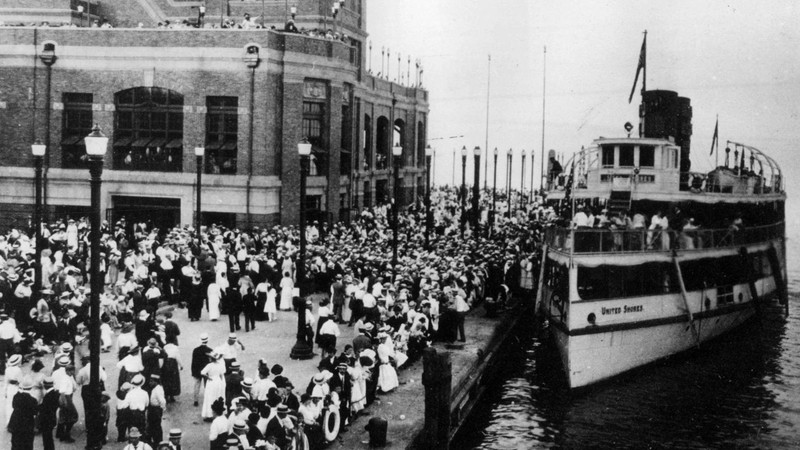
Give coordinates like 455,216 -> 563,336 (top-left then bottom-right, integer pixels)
365,416 -> 388,447
421,347 -> 452,449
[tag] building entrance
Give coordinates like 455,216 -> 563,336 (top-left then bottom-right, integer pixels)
108,196 -> 181,236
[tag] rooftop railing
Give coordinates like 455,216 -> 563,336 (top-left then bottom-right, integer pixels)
544,222 -> 784,255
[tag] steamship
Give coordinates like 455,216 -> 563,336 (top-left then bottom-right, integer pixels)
537,89 -> 787,389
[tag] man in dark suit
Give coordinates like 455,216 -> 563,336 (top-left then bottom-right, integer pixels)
9,380 -> 38,449
191,333 -> 211,407
163,312 -> 180,345
327,363 -> 352,433
40,376 -> 60,450
265,404 -> 289,449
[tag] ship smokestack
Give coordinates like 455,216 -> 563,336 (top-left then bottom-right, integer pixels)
641,90 -> 693,189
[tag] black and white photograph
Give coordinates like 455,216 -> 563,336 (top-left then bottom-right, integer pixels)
0,0 -> 798,449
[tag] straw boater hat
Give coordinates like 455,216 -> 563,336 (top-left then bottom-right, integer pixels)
7,354 -> 22,367
131,374 -> 145,386
200,333 -> 209,344
56,355 -> 71,367
168,429 -> 182,440
241,377 -> 253,389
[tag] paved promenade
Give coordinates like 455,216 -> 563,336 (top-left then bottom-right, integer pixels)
0,301 -> 328,449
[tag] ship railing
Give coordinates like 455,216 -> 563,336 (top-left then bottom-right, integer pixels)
543,222 -> 784,254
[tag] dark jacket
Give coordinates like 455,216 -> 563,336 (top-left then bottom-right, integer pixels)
191,344 -> 211,378
39,388 -> 60,429
8,391 -> 38,435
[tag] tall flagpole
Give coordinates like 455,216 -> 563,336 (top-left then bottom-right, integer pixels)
484,54 -> 491,190
539,46 -> 547,192
640,30 -> 647,137
715,114 -> 719,168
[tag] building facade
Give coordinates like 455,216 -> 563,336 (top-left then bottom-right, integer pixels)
0,0 -> 429,231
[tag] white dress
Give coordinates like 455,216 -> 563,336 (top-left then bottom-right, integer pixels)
207,282 -> 222,321
350,365 -> 367,414
279,276 -> 294,311
377,342 -> 399,393
200,360 -> 227,419
4,365 -> 22,425
266,287 -> 278,315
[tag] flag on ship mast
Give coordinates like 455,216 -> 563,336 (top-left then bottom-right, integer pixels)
710,116 -> 718,156
628,32 -> 647,104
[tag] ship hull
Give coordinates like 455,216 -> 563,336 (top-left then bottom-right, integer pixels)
551,302 -> 757,388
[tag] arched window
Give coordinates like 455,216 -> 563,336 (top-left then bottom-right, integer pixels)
376,116 -> 389,170
417,120 -> 426,168
113,87 -> 183,172
363,113 -> 372,170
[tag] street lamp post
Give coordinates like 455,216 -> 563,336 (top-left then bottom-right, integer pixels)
31,141 -> 46,296
391,143 -> 402,280
290,138 -> 314,360
506,148 -> 513,219
472,146 -> 481,234
424,144 -> 433,249
83,124 -> 108,450
520,149 -> 526,213
460,146 -> 467,237
490,147 -> 498,232
530,150 -> 535,203
195,146 -> 204,246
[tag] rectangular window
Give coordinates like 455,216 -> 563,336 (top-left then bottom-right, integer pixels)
303,100 -> 327,175
205,96 -> 238,174
601,145 -> 614,167
341,104 -> 352,175
619,145 -> 635,167
114,87 -> 183,172
61,93 -> 93,169
639,145 -> 655,167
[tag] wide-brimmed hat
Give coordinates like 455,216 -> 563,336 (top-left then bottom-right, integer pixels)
131,374 -> 145,386
7,354 -> 22,366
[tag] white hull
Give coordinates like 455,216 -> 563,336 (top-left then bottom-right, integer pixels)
551,303 -> 756,388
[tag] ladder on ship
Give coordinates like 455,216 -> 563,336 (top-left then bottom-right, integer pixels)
607,190 -> 632,216
672,254 -> 700,347
766,244 -> 789,316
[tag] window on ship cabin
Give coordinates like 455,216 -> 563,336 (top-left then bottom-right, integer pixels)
601,145 -> 614,167
619,145 -> 635,167
639,145 -> 655,168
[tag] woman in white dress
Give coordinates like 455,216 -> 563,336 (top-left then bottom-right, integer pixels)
349,362 -> 367,415
376,334 -> 399,393
200,353 -> 227,419
207,281 -> 222,321
279,272 -> 294,311
4,354 -> 22,425
265,283 -> 278,321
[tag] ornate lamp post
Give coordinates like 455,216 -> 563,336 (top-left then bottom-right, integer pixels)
290,138 -> 314,360
391,142 -> 403,280
506,148 -> 513,218
31,141 -> 46,296
490,147 -> 498,232
520,149 -> 527,213
472,146 -> 481,234
424,144 -> 433,249
83,124 -> 108,450
460,145 -> 467,237
194,146 -> 204,246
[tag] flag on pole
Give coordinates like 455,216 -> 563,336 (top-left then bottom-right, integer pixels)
628,34 -> 647,103
709,117 -> 718,156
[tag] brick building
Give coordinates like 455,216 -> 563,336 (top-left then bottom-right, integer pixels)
0,0 -> 429,231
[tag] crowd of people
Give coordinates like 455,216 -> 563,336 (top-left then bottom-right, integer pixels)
0,186 -> 543,449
